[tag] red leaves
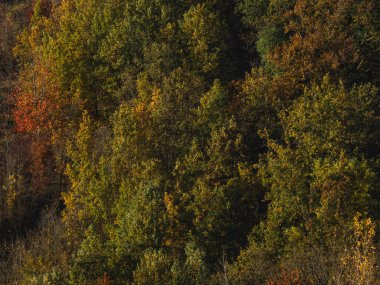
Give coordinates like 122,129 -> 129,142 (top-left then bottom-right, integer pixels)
267,269 -> 302,285
96,273 -> 111,285
13,88 -> 53,133
12,61 -> 60,192
13,63 -> 59,134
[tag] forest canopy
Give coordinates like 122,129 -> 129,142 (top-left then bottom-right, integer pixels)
0,0 -> 379,284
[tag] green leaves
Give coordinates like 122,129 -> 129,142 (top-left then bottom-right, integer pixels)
284,77 -> 380,157
257,77 -> 380,253
3,0 -> 380,284
182,3 -> 225,74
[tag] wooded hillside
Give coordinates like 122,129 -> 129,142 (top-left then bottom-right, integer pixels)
0,0 -> 379,284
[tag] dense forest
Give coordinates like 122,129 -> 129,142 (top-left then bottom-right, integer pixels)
0,0 -> 379,284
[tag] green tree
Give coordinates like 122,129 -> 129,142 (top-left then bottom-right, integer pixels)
257,77 -> 380,254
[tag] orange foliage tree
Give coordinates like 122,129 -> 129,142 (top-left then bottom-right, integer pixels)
270,0 -> 380,85
13,60 -> 60,192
